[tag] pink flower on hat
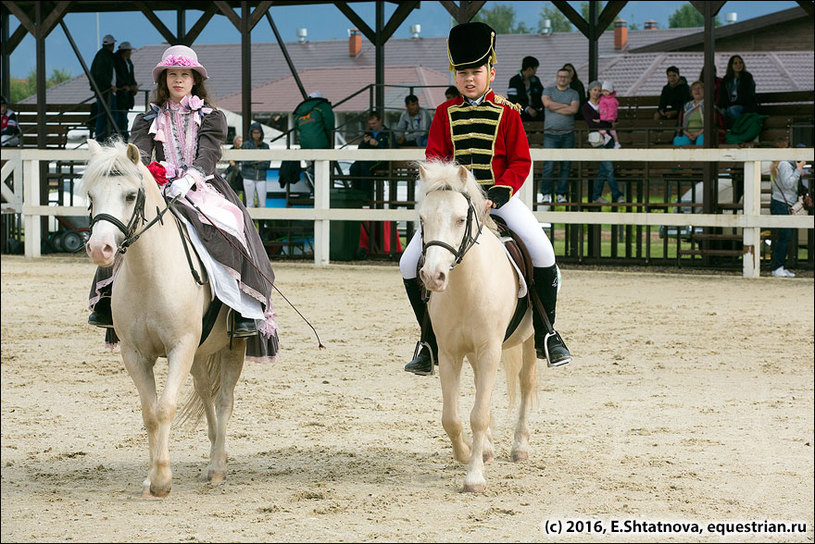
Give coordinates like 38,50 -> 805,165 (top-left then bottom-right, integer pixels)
161,55 -> 198,68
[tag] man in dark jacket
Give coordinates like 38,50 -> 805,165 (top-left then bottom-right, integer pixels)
294,91 -> 335,149
113,41 -> 137,142
654,65 -> 691,122
90,34 -> 118,142
507,56 -> 544,121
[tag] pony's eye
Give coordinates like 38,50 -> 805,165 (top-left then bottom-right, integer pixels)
125,192 -> 138,203
457,217 -> 466,225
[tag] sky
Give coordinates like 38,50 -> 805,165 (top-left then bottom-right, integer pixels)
5,1 -> 800,79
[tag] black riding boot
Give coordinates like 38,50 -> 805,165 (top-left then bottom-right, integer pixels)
88,295 -> 114,328
533,265 -> 572,367
403,278 -> 438,376
232,311 -> 258,338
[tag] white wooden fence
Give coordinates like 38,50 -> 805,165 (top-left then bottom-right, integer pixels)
2,147 -> 813,278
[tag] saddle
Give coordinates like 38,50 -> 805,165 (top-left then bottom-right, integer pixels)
492,217 -> 533,341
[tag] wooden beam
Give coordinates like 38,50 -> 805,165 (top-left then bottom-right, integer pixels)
40,1 -> 72,38
439,1 -> 459,21
134,1 -> 178,44
214,0 -> 241,30
1,22 -> 27,55
690,1 -> 725,17
183,4 -> 217,45
248,0 -> 274,31
795,0 -> 814,17
553,0 -> 588,37
334,2 -> 374,42
439,1 -> 486,24
2,1 -> 35,36
597,1 -> 626,31
381,0 -> 418,42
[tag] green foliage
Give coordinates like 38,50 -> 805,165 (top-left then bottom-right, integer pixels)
668,4 -> 722,28
538,3 -> 573,33
9,68 -> 74,103
580,1 -> 614,31
472,4 -> 530,34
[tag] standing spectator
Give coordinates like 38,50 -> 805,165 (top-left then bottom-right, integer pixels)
224,135 -> 244,202
769,158 -> 805,277
507,56 -> 543,121
718,54 -> 757,123
598,80 -> 621,148
113,41 -> 137,142
583,81 -> 624,204
349,111 -> 394,197
444,86 -> 460,100
561,63 -> 587,120
90,34 -> 118,142
1,95 -> 21,147
240,122 -> 271,208
294,90 -> 335,150
654,66 -> 690,121
395,94 -> 432,147
539,68 -> 579,207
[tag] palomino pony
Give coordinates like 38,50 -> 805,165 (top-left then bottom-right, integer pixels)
417,161 -> 538,493
83,140 -> 246,497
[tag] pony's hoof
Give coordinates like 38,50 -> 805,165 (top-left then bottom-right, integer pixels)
150,481 -> 172,497
463,481 -> 486,493
208,470 -> 225,485
511,451 -> 529,462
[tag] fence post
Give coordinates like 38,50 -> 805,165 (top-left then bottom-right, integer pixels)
313,159 -> 330,266
23,157 -> 41,259
518,158 -> 535,210
742,160 -> 762,278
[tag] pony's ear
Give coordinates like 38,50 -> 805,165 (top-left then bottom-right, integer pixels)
87,139 -> 102,155
418,163 -> 428,181
126,143 -> 141,165
457,165 -> 470,183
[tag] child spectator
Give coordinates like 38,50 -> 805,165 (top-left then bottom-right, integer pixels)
598,81 -> 621,148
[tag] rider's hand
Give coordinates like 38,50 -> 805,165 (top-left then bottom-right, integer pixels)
166,174 -> 195,199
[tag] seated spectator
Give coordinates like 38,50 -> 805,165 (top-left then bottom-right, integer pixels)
673,81 -> 706,146
507,56 -> 544,121
654,66 -> 690,121
718,54 -> 757,123
395,94 -> 432,147
350,111 -> 394,197
1,95 -> 21,147
598,81 -> 621,148
699,66 -> 722,105
444,86 -> 460,101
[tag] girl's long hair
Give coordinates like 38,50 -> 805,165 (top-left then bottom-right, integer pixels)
149,70 -> 217,109
724,55 -> 745,80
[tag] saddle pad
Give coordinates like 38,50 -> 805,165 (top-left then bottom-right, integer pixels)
500,237 -> 528,298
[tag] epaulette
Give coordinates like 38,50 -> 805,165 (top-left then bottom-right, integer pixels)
492,93 -> 522,113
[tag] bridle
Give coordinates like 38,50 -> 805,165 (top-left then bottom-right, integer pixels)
420,188 -> 485,270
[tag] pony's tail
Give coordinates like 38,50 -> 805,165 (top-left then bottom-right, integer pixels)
177,352 -> 223,429
502,340 -> 538,411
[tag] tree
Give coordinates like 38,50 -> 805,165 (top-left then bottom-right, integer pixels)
668,4 -> 722,28
471,4 -> 529,34
538,3 -> 573,33
9,68 -> 73,103
580,1 -> 614,31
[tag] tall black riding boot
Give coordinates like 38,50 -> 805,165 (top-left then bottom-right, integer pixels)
232,311 -> 258,338
403,278 -> 438,376
532,265 -> 572,367
88,295 -> 114,328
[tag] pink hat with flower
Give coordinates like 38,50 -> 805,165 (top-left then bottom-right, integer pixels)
152,45 -> 208,83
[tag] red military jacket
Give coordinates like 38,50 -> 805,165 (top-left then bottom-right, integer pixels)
425,89 -> 531,199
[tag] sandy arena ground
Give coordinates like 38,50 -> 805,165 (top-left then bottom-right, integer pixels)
1,255 -> 813,542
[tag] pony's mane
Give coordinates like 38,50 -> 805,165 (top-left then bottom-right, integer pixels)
81,139 -> 146,193
419,160 -> 496,230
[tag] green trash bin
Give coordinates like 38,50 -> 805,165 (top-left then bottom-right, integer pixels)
329,188 -> 367,261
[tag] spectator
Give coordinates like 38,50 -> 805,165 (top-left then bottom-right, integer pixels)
654,66 -> 690,121
583,81 -> 624,204
444,86 -> 460,100
89,34 -> 118,142
718,54 -> 757,123
539,68 -> 580,207
400,21 -> 571,374
562,63 -> 587,120
349,111 -> 394,197
507,55 -> 544,121
294,90 -> 335,150
598,80 -> 621,148
113,41 -> 137,142
673,81 -> 706,146
699,65 -> 722,105
240,122 -> 271,208
395,94 -> 432,147
769,157 -> 805,277
224,135 -> 244,202
1,95 -> 21,147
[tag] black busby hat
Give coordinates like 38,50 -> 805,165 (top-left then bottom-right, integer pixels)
447,22 -> 497,71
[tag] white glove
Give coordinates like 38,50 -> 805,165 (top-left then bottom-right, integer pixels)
166,174 -> 195,199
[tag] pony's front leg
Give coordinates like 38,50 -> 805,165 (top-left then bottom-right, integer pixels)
150,342 -> 198,497
511,336 -> 538,462
207,345 -> 245,484
439,352 -> 470,464
464,347 -> 500,493
470,357 -> 494,465
119,346 -> 158,497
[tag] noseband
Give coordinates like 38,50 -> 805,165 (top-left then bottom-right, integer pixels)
421,189 -> 485,269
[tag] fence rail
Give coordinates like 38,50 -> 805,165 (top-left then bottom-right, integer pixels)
2,147 -> 813,277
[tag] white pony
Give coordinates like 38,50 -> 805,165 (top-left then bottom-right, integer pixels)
83,140 -> 246,497
417,160 -> 538,492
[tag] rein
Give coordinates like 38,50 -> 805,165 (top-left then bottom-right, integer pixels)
421,189 -> 485,269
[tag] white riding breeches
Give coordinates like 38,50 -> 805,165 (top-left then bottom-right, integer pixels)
399,194 -> 556,279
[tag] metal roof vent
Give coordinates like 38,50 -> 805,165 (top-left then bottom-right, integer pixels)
410,24 -> 421,39
297,28 -> 308,43
726,12 -> 738,24
541,19 -> 552,35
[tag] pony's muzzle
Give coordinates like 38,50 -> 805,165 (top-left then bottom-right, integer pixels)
86,238 -> 117,267
420,267 -> 448,292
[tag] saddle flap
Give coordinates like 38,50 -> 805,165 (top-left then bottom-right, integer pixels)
493,217 -> 534,289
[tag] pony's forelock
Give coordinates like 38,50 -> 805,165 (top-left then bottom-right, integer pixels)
81,139 -> 146,193
419,160 -> 487,209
